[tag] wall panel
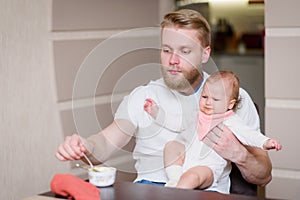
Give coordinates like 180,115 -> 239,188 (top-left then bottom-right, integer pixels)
266,177 -> 300,200
53,39 -> 102,101
265,0 -> 300,28
265,36 -> 300,99
266,107 -> 300,170
265,1 -> 300,199
52,0 -> 160,31
54,38 -> 160,101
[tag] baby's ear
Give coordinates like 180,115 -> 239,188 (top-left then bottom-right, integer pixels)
228,99 -> 236,110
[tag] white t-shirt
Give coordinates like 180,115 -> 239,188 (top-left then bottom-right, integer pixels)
114,73 -> 260,193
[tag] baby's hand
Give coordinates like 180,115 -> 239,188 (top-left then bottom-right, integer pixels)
144,98 -> 159,119
264,139 -> 282,151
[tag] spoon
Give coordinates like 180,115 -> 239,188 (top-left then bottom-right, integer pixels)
76,134 -> 99,172
81,152 -> 99,172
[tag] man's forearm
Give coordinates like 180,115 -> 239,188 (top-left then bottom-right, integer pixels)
234,146 -> 272,186
84,133 -> 112,165
83,119 -> 136,165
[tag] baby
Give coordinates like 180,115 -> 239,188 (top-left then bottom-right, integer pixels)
144,70 -> 282,192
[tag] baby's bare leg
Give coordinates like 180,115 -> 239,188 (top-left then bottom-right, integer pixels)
176,166 -> 213,190
164,141 -> 185,167
164,141 -> 185,187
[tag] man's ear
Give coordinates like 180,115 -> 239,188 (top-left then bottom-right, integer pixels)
202,46 -> 211,63
228,99 -> 236,110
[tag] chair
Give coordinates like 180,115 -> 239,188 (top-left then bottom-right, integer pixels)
229,163 -> 257,196
229,102 -> 260,196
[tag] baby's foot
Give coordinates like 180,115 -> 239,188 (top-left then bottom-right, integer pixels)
144,98 -> 159,119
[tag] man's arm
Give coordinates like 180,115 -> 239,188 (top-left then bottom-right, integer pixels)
56,119 -> 136,165
203,125 -> 272,186
86,119 -> 136,164
234,145 -> 272,186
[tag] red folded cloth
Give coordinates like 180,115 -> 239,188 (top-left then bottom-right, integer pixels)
50,174 -> 100,200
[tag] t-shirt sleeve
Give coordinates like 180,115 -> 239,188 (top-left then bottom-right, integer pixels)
235,88 -> 260,131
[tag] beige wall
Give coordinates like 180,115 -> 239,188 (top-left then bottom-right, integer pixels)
0,0 -> 174,199
265,0 -> 300,199
0,0 -> 69,199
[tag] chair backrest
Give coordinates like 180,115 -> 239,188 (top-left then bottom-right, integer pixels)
229,163 -> 257,196
229,102 -> 260,196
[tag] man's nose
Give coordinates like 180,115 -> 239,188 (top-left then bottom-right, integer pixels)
169,53 -> 180,66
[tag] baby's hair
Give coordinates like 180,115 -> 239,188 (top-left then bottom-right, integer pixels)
207,70 -> 240,111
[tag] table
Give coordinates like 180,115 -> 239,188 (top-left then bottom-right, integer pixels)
26,181 -> 277,200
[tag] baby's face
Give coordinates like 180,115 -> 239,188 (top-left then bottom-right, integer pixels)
199,81 -> 233,115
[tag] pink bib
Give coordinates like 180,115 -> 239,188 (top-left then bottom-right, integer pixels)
197,110 -> 234,141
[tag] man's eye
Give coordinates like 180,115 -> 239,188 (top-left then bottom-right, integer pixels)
162,48 -> 171,53
181,49 -> 191,54
202,95 -> 208,99
213,98 -> 221,101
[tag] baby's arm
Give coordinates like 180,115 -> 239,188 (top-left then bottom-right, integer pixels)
225,115 -> 282,150
144,98 -> 159,119
143,98 -> 196,132
263,139 -> 282,151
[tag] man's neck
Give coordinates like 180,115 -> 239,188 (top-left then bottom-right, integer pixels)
180,74 -> 204,95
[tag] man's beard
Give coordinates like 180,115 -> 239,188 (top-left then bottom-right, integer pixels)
161,66 -> 201,92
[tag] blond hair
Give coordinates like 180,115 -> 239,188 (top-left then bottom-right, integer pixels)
161,9 -> 211,47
